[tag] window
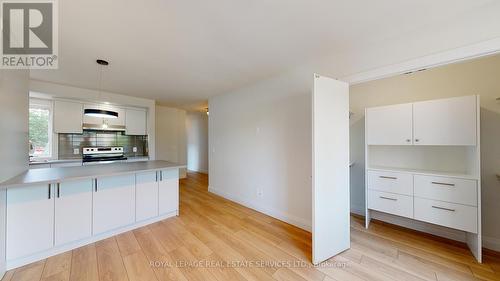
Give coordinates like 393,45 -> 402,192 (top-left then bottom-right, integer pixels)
29,98 -> 53,159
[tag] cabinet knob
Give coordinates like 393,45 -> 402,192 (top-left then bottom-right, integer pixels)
406,139 -> 411,142
415,139 -> 420,142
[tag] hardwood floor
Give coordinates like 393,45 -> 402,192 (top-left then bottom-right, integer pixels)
3,171 -> 500,281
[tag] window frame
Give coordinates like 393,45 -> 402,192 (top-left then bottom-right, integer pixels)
29,98 -> 56,161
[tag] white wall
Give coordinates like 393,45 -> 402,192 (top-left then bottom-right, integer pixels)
29,80 -> 157,159
0,69 -> 29,278
209,68 -> 313,230
156,106 -> 187,177
186,112 -> 208,173
349,54 -> 500,251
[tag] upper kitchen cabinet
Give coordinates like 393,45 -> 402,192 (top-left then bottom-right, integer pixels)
83,104 -> 125,127
366,103 -> 413,145
413,95 -> 477,146
125,108 -> 147,135
54,100 -> 83,134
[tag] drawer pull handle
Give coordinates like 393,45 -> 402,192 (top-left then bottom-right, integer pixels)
380,176 -> 397,180
432,206 -> 456,212
431,181 -> 455,187
379,196 -> 397,201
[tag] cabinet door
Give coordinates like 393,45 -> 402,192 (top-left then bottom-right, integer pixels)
136,171 -> 159,221
125,109 -> 147,135
54,100 -> 83,134
366,103 -> 413,145
55,179 -> 93,246
158,169 -> 179,215
413,96 -> 477,145
6,184 -> 54,260
93,175 -> 135,234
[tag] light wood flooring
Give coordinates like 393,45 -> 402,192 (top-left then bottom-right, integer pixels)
3,171 -> 500,281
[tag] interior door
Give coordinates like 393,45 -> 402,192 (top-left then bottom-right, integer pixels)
312,74 -> 350,265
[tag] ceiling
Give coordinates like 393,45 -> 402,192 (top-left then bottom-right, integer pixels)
30,0 -> 499,109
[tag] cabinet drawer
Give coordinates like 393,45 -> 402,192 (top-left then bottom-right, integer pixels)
414,175 -> 477,206
367,171 -> 413,196
414,197 -> 477,233
368,190 -> 413,219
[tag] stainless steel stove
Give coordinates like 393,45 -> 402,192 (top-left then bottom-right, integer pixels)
82,147 -> 127,165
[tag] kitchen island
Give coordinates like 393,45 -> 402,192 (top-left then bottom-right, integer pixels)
0,160 -> 185,270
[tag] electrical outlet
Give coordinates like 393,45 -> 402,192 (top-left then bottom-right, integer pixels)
257,188 -> 263,197
133,147 -> 138,153
73,148 -> 79,155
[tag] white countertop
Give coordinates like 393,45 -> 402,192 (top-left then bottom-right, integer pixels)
1,160 -> 185,188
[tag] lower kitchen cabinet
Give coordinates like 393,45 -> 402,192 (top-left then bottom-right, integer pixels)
93,175 -> 136,234
6,184 -> 54,260
55,179 -> 93,246
136,171 -> 159,221
159,169 -> 179,215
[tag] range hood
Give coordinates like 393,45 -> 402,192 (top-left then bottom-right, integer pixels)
82,122 -> 125,132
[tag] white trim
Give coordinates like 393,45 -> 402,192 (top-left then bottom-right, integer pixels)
208,186 -> 311,232
6,211 -> 177,270
483,236 -> 500,252
350,205 -> 365,216
342,37 -> 500,85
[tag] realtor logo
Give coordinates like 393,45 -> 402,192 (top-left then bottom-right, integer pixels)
1,0 -> 58,69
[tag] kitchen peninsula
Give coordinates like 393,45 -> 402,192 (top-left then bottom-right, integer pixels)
0,160 -> 184,270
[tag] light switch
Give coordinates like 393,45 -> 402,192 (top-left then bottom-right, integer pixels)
73,148 -> 79,155
133,147 -> 138,153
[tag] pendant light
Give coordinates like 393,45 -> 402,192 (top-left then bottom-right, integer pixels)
84,59 -> 119,119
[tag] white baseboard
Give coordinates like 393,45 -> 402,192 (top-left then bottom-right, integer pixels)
6,211 -> 178,270
208,186 -> 311,232
483,236 -> 500,252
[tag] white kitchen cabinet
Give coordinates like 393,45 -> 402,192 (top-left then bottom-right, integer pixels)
54,100 -> 83,134
93,175 -> 135,234
158,169 -> 179,215
125,109 -> 147,135
55,179 -> 93,246
136,171 -> 159,221
6,184 -> 54,260
413,95 -> 477,145
366,103 -> 413,145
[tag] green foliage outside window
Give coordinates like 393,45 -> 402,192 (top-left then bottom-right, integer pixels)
29,108 -> 50,157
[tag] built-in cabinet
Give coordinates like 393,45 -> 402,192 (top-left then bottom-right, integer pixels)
53,100 -> 83,134
5,168 -> 179,269
365,95 -> 481,262
159,169 -> 179,215
6,184 -> 54,261
52,99 -> 148,135
93,175 -> 135,234
125,109 -> 147,135
55,179 -> 93,246
366,103 -> 413,145
366,95 -> 477,146
136,171 -> 159,221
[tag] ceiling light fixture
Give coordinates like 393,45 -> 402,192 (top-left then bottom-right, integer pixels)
84,59 -> 118,119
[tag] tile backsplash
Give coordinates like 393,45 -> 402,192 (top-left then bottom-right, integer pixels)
59,131 -> 148,159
